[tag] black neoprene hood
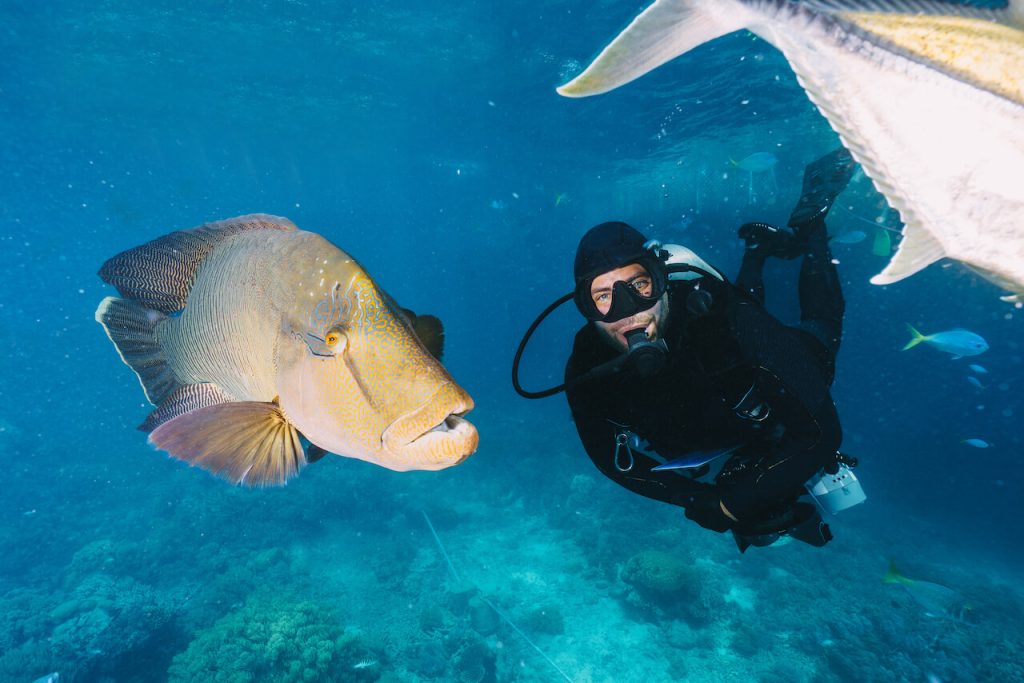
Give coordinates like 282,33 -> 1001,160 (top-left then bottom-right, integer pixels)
573,221 -> 667,322
573,221 -> 652,285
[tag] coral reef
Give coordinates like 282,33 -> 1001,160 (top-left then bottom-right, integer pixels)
622,550 -> 696,594
167,593 -> 377,683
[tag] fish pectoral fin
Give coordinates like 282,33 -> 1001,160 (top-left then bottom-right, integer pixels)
870,221 -> 946,285
557,0 -> 747,97
413,314 -> 445,361
400,308 -> 445,360
149,400 -> 306,487
98,214 -> 298,313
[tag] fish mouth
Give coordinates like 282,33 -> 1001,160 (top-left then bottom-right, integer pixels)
381,387 -> 478,471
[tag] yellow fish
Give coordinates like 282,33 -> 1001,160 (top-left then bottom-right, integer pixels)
96,214 -> 478,486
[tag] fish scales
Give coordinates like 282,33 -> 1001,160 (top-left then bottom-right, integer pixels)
162,231 -> 287,403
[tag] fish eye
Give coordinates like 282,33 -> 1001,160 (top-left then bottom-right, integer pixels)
325,329 -> 345,349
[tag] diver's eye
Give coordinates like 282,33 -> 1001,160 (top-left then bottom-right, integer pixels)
630,277 -> 653,296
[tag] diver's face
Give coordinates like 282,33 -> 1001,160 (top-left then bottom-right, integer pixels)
590,263 -> 669,352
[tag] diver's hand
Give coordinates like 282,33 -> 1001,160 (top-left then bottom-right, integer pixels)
684,491 -> 734,533
733,501 -> 816,536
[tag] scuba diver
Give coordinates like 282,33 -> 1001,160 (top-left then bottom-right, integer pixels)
512,148 -> 866,551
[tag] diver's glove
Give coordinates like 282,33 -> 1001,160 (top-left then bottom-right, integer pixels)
683,490 -> 734,533
737,222 -> 802,260
733,500 -> 815,537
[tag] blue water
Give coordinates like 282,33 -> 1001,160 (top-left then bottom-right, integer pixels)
2,2 -> 1022,682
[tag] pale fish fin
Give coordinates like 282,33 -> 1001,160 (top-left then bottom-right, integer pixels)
95,296 -> 178,405
557,0 -> 747,97
149,401 -> 306,486
1012,0 -> 1024,28
138,383 -> 235,433
870,221 -> 946,285
98,214 -> 298,313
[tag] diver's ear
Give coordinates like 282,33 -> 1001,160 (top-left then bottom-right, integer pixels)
402,308 -> 445,361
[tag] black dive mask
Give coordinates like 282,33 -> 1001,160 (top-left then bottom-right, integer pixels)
573,256 -> 668,323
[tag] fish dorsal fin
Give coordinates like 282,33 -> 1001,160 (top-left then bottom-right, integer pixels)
831,9 -> 1024,106
870,218 -> 946,285
98,214 -> 298,313
402,308 -> 446,361
557,0 -> 747,97
148,399 -> 306,486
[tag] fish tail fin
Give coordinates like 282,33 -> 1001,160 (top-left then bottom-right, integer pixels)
98,214 -> 298,312
557,0 -> 748,97
869,219 -> 943,285
902,324 -> 927,351
96,296 -> 179,405
882,559 -> 914,585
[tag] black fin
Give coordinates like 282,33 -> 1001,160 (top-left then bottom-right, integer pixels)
737,222 -> 801,260
402,308 -> 445,361
787,147 -> 857,229
305,444 -> 330,464
95,296 -> 177,405
98,214 -> 297,313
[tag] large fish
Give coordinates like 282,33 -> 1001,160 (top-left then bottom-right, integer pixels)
558,0 -> 1024,300
96,214 -> 478,486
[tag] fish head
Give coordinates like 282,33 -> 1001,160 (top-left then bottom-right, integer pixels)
274,243 -> 477,471
950,330 -> 990,355
968,337 -> 990,355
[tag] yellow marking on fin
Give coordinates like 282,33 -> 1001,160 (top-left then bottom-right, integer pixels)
840,12 -> 1024,105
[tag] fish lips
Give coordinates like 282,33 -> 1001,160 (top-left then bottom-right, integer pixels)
380,387 -> 478,471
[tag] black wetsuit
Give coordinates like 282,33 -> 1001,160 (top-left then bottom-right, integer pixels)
564,219 -> 844,530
